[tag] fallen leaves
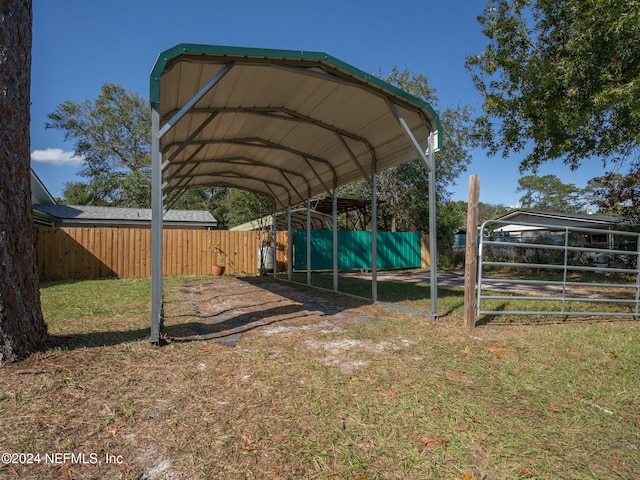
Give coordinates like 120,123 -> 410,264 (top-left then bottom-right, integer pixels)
516,467 -> 536,478
236,434 -> 255,452
379,389 -> 399,398
454,474 -> 472,480
420,437 -> 450,450
487,345 -> 509,360
447,370 -> 472,384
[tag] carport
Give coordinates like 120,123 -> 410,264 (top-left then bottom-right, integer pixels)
149,44 -> 441,343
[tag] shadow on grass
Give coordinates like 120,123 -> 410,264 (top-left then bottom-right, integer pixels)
43,273 -> 465,351
476,312 -> 640,327
164,304 -> 319,343
475,300 -> 639,327
45,328 -> 150,351
44,276 -> 366,351
277,273 -> 464,317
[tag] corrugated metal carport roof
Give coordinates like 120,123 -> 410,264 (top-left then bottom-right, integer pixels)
149,44 -> 441,209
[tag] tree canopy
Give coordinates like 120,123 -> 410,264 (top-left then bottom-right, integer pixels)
467,0 -> 640,171
516,174 -> 587,212
46,83 -> 220,213
589,170 -> 640,228
47,83 -> 152,206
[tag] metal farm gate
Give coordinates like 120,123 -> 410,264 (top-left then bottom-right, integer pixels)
477,220 -> 640,318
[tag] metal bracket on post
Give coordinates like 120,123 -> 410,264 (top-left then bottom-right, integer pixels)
337,133 -> 374,188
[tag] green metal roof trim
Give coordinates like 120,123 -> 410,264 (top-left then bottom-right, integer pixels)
149,43 -> 442,148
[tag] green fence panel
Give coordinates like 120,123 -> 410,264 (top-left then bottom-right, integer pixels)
293,230 -> 421,270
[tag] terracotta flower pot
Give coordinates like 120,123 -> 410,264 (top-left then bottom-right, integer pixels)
212,265 -> 226,276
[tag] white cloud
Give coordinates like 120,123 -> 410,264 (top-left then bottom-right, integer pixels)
31,148 -> 84,167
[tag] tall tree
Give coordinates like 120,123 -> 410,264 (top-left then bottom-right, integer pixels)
47,83 -> 153,207
467,0 -> 640,171
47,83 -> 220,211
516,174 -> 586,212
0,0 -> 48,363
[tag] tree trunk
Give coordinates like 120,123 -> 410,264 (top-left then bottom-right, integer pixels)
0,0 -> 48,364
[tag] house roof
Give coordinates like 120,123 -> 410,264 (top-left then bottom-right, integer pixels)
494,209 -> 619,231
33,204 -> 217,228
31,170 -> 57,205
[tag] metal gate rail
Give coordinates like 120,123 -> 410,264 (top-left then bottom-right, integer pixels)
477,220 -> 640,317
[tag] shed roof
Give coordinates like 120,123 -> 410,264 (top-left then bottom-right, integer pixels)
230,208 -> 333,231
150,44 -> 440,209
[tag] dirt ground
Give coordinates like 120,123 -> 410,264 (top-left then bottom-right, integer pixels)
164,276 -> 397,374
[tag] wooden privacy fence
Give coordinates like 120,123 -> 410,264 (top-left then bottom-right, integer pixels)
34,227 -> 288,281
34,227 -> 431,281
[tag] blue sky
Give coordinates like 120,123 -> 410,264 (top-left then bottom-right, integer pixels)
30,0 -> 604,207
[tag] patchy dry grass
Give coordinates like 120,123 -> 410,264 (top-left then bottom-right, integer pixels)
0,275 -> 638,479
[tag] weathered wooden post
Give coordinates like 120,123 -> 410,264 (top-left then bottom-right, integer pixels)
464,174 -> 480,331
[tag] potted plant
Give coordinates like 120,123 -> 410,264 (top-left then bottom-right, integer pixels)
210,242 -> 228,276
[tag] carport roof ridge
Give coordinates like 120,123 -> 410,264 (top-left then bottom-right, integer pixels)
149,43 -> 441,139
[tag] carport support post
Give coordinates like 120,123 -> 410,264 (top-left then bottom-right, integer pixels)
427,132 -> 438,318
272,204 -> 277,278
333,186 -> 338,291
371,170 -> 378,302
306,196 -> 311,286
150,102 -> 163,344
287,204 -> 292,281
387,101 -> 439,318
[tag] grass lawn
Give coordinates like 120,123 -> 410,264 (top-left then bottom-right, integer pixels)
0,274 -> 638,479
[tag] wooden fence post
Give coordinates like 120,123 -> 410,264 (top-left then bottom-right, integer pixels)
464,174 -> 480,331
